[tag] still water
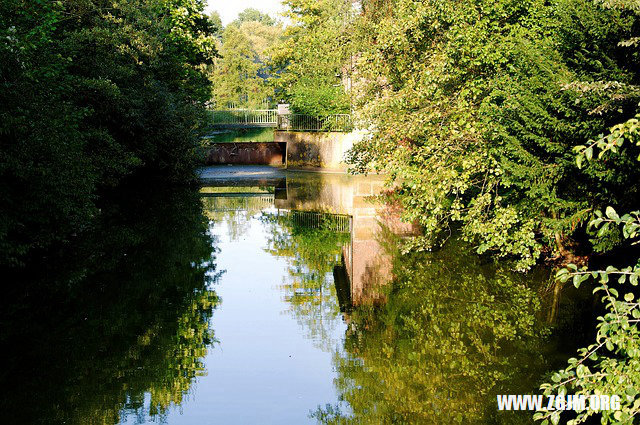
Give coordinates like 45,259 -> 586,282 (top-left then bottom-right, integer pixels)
0,167 -> 592,424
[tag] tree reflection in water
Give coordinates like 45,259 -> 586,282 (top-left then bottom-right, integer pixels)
196,176 -> 585,424
0,182 -> 221,424
261,211 -> 350,351
312,238 -> 558,425
200,185 -> 276,242
253,199 -> 559,424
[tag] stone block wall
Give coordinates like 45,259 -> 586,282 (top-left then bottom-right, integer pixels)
204,142 -> 285,165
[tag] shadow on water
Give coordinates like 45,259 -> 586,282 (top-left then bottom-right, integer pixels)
0,181 -> 221,424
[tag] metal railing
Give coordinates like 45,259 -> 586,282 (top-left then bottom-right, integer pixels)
211,109 -> 277,127
277,114 -> 353,132
209,109 -> 353,132
278,210 -> 351,233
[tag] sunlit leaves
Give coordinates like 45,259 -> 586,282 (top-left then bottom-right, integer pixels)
349,0 -> 640,270
575,115 -> 640,168
268,0 -> 354,114
210,16 -> 281,108
542,151 -> 640,423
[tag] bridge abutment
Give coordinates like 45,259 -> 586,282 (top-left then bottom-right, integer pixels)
202,129 -> 366,171
276,130 -> 366,172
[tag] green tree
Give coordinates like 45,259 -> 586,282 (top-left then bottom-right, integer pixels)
211,25 -> 270,108
210,10 -> 282,108
209,10 -> 223,38
231,8 -> 276,26
537,116 -> 640,424
239,20 -> 282,62
348,0 -> 640,270
269,0 -> 354,115
0,0 -> 95,265
0,0 -> 217,266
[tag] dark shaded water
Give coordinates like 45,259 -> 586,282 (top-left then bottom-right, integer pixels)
0,169 -> 593,424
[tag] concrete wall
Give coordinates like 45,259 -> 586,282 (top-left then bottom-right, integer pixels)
275,130 -> 366,172
204,130 -> 366,171
204,142 -> 285,165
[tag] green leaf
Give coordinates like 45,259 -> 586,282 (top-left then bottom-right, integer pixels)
573,274 -> 583,288
584,146 -> 593,161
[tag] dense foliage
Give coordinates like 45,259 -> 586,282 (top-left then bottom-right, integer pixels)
538,102 -> 640,424
210,9 -> 281,108
231,8 -> 276,27
0,0 -> 216,265
348,0 -> 640,270
340,1 -> 640,421
268,0 -> 354,115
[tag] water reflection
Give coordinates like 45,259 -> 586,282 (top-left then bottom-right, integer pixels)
261,211 -> 350,350
0,170 -> 591,424
0,183 -> 220,424
201,172 -> 406,310
314,239 -> 554,424
201,170 -> 586,425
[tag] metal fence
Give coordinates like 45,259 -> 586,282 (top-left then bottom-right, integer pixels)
278,210 -> 351,233
277,114 -> 353,132
209,109 -> 353,132
211,109 -> 277,127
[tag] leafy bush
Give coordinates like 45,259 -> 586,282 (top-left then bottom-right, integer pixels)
348,0 -> 640,269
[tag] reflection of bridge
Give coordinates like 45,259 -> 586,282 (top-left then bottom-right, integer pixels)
200,193 -> 275,212
199,191 -> 351,233
200,171 -> 417,309
277,210 -> 351,233
273,174 -> 392,309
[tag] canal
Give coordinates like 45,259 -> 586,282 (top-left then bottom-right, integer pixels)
0,166 -> 593,424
